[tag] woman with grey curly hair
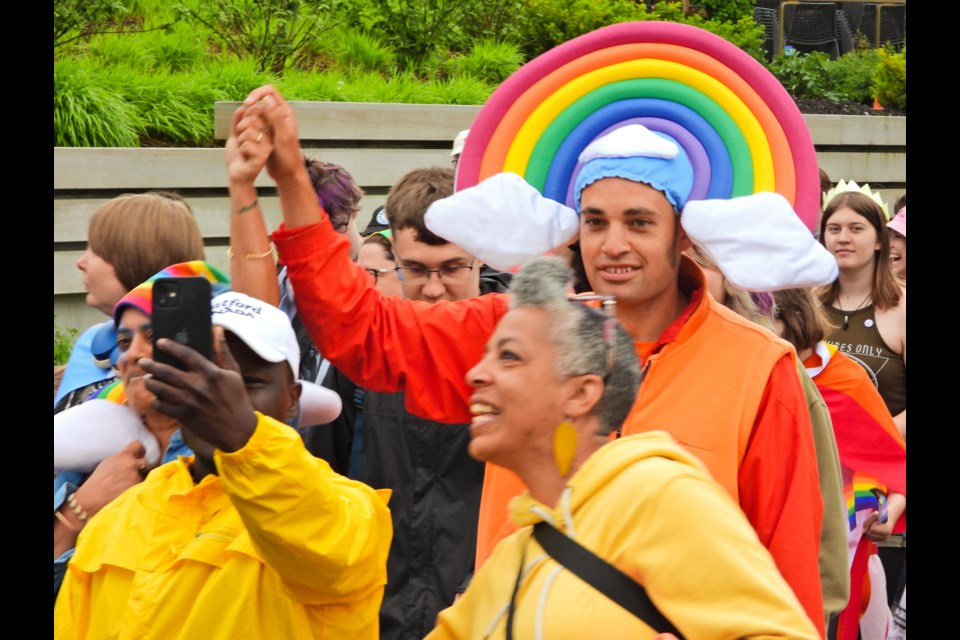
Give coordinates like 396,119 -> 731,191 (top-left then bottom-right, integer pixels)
428,256 -> 820,639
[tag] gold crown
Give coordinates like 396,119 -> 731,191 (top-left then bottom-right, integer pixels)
822,179 -> 890,220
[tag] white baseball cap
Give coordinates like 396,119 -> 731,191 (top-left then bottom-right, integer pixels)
211,291 -> 300,379
451,129 -> 470,157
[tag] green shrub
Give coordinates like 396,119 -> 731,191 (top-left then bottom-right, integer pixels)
358,0 -> 471,66
443,39 -> 523,84
142,23 -> 208,72
516,0 -> 646,60
54,317 -> 79,366
871,47 -> 905,109
106,69 -> 222,145
55,0 -> 132,49
194,59 -> 275,101
54,59 -> 143,146
329,27 -> 398,74
277,68 -> 351,101
645,2 -> 765,61
700,0 -> 754,24
87,22 -> 206,72
87,30 -> 151,68
457,0 -> 526,46
175,0 -> 344,74
767,49 -> 832,99
822,48 -> 882,104
423,75 -> 494,105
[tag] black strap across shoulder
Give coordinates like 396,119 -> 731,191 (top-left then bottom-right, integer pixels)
533,521 -> 685,638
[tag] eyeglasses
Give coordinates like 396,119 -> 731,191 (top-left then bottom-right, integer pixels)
364,267 -> 397,283
395,264 -> 475,285
567,293 -> 618,379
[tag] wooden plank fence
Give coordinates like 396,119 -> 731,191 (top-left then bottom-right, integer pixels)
54,102 -> 905,333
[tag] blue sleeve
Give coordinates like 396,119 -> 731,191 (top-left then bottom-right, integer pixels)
55,323 -> 113,407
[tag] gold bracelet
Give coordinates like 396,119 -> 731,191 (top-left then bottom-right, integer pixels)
236,198 -> 259,215
67,492 -> 89,522
55,509 -> 80,533
226,241 -> 275,260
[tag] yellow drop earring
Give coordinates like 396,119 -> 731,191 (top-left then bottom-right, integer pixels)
553,418 -> 578,478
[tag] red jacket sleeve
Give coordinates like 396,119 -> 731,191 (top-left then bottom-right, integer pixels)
273,220 -> 509,424
738,355 -> 826,638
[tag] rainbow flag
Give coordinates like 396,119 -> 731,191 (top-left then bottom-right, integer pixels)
806,342 -> 905,534
93,379 -> 127,405
844,471 -> 888,531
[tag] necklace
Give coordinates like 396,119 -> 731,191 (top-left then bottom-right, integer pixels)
837,292 -> 872,330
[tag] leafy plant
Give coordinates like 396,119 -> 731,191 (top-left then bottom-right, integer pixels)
516,0 -> 647,60
55,0 -> 175,50
644,2 -> 765,61
175,0 -> 344,74
54,317 -> 79,366
871,47 -> 905,110
426,75 -> 494,105
699,0 -> 754,24
87,22 -> 206,72
143,23 -> 209,72
457,0 -> 526,45
442,39 -> 523,84
348,0 -> 471,66
277,69 -> 352,101
328,28 -> 398,74
107,70 -> 222,145
822,48 -> 882,104
54,59 -> 143,146
56,0 -> 130,48
767,49 -> 832,99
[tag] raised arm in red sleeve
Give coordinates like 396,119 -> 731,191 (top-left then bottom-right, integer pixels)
273,219 -> 509,425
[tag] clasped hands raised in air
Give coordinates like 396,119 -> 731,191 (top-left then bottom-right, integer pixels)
226,85 -> 306,187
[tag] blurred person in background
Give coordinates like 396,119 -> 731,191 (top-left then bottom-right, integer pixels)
55,192 -> 205,413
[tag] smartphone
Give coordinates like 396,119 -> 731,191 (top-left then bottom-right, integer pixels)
151,276 -> 213,371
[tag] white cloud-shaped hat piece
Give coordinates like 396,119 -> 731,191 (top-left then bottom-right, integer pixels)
682,192 -> 839,291
425,172 -> 579,272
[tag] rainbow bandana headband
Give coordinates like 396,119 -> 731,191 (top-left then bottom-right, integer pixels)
113,260 -> 231,327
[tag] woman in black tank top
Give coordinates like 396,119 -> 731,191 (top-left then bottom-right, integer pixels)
817,189 -> 906,426
817,188 -> 907,608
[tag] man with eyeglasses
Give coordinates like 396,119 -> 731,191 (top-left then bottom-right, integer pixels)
233,86 -> 826,635
304,166 -> 512,640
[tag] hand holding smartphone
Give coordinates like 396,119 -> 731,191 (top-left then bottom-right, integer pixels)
151,277 -> 213,370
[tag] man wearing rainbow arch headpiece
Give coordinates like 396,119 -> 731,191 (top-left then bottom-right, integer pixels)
231,85 -> 837,635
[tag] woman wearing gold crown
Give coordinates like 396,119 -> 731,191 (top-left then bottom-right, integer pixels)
817,181 -> 907,618
817,181 -> 906,439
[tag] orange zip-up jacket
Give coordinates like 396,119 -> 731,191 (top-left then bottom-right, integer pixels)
276,219 -> 825,636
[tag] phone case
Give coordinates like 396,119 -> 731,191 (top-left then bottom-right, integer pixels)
151,276 -> 213,370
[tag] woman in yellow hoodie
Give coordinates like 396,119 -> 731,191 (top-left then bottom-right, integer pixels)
427,256 -> 819,640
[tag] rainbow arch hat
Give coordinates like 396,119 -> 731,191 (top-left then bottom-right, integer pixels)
455,20 -> 820,231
